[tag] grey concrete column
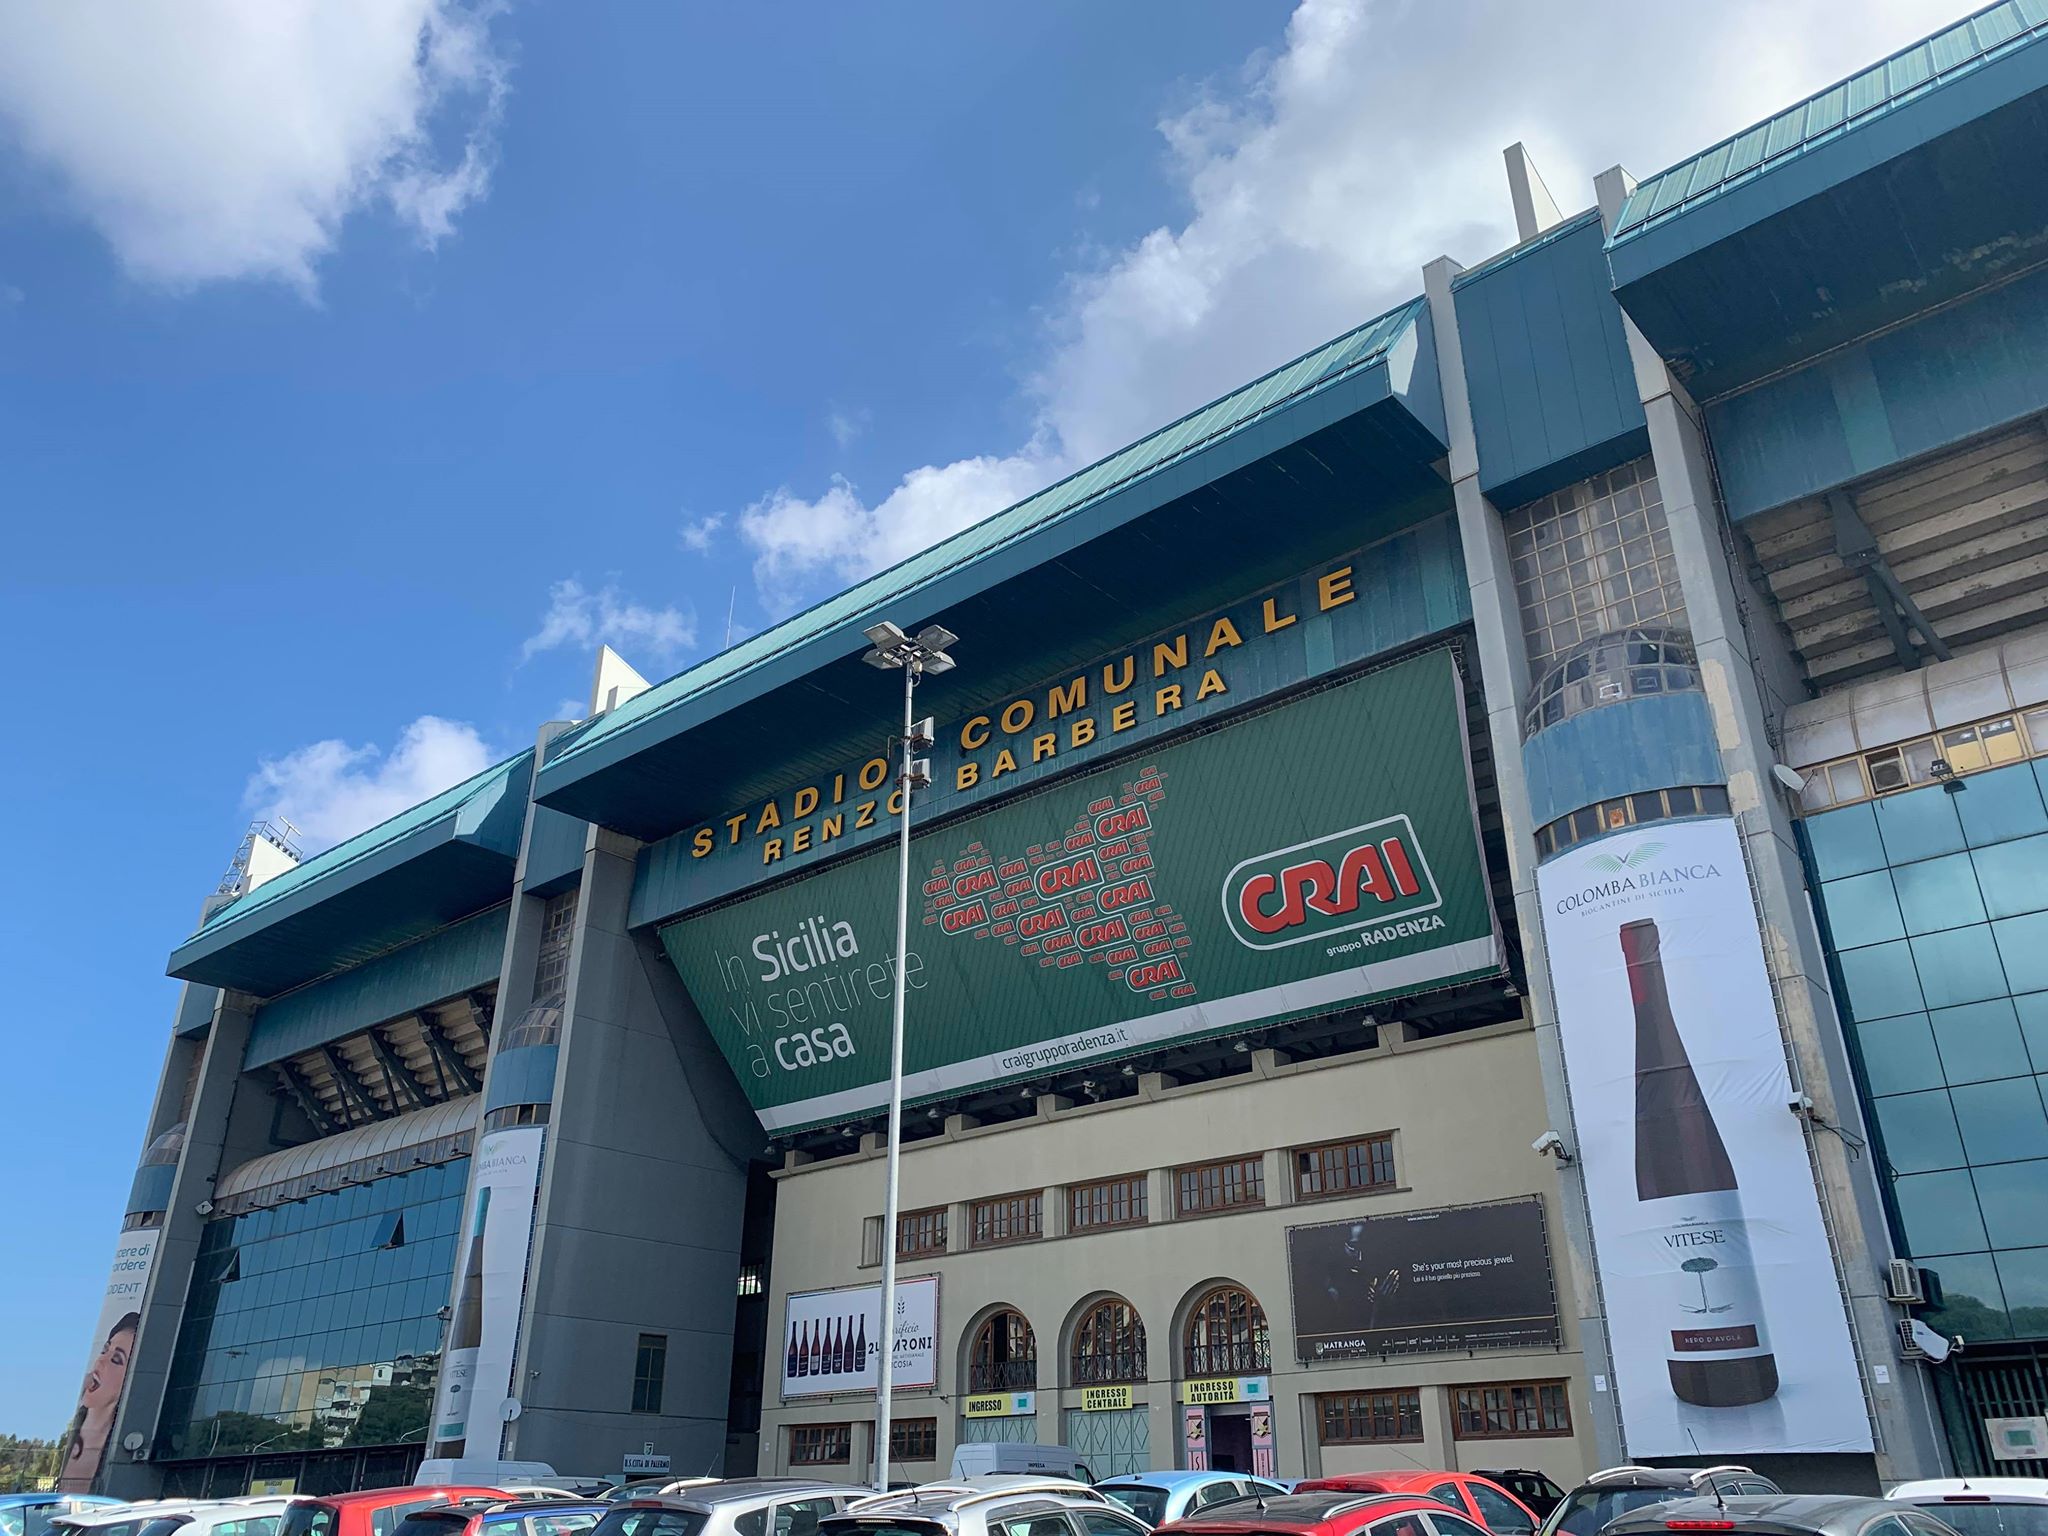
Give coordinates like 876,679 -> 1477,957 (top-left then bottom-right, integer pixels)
1612,195 -> 1947,1477
1423,255 -> 1625,1467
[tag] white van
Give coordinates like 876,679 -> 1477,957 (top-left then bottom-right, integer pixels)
947,1444 -> 1093,1484
412,1459 -> 560,1487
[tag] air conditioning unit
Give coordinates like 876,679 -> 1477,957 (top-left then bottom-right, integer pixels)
1897,1317 -> 1932,1360
1887,1259 -> 1928,1305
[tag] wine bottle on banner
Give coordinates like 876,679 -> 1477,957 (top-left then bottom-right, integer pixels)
809,1319 -> 822,1375
786,1320 -> 800,1381
798,1321 -> 812,1376
854,1312 -> 868,1373
434,1185 -> 492,1453
1624,918 -> 1779,1407
829,1317 -> 844,1374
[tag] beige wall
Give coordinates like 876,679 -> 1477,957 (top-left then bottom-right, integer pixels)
758,1019 -> 1595,1485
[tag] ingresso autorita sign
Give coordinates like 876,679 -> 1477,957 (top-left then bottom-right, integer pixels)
661,647 -> 1501,1132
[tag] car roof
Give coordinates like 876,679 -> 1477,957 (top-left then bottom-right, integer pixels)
1605,1495 -> 1896,1533
310,1492 -> 509,1508
1297,1476 -> 1449,1492
1892,1483 -> 2048,1503
832,1483 -> 1105,1519
634,1485 -> 856,1513
1166,1493 -> 1435,1528
1101,1474 -> 1249,1490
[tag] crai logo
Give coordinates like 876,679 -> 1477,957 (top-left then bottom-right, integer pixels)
1581,840 -> 1666,873
1221,814 -> 1444,951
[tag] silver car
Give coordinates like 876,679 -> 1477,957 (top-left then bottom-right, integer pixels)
823,1481 -> 1146,1536
594,1482 -> 864,1536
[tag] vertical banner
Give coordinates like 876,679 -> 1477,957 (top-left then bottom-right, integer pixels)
433,1126 -> 545,1453
1181,1405 -> 1208,1471
58,1227 -> 160,1491
1537,817 -> 1870,1455
1250,1405 -> 1275,1478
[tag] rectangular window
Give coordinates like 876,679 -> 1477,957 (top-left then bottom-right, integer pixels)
1317,1390 -> 1423,1444
970,1192 -> 1043,1248
1176,1155 -> 1265,1216
1451,1380 -> 1573,1439
1294,1134 -> 1396,1199
533,889 -> 579,1007
789,1423 -> 851,1466
631,1333 -> 667,1414
890,1417 -> 938,1463
898,1206 -> 947,1258
1069,1174 -> 1148,1233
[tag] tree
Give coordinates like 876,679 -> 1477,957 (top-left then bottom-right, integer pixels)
343,1386 -> 432,1449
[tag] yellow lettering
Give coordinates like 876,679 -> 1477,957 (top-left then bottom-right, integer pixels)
961,716 -> 992,751
991,749 -> 1019,779
859,757 -> 889,791
887,786 -> 906,816
1318,565 -> 1355,610
1047,676 -> 1087,719
1156,684 -> 1183,714
855,800 -> 877,829
754,801 -> 781,834
1101,655 -> 1135,695
1262,596 -> 1297,633
1070,717 -> 1097,749
1196,668 -> 1228,701
957,762 -> 981,791
790,825 -> 812,854
1111,700 -> 1137,733
1000,698 -> 1035,735
1204,616 -> 1243,657
691,828 -> 714,859
821,814 -> 845,843
832,773 -> 846,804
1032,732 -> 1057,763
725,812 -> 748,845
761,837 -> 784,865
793,786 -> 819,818
1152,635 -> 1188,677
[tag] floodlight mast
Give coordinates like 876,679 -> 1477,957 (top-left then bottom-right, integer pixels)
858,619 -> 955,1492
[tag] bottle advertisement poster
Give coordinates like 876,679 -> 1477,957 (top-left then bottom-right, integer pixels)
1537,816 -> 1871,1455
432,1125 -> 545,1454
57,1226 -> 159,1490
781,1275 -> 938,1399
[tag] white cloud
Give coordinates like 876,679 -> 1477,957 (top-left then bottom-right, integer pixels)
679,514 -> 725,554
520,577 -> 696,666
827,407 -> 871,449
0,0 -> 509,291
245,715 -> 495,852
738,0 -> 1974,600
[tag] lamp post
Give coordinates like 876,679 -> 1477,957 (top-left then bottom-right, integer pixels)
859,619 -> 957,1493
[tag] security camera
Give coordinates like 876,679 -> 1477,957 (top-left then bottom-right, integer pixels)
1789,1091 -> 1816,1117
1771,763 -> 1809,795
1532,1130 -> 1573,1165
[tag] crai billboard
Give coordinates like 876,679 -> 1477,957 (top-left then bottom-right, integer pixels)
1537,817 -> 1871,1455
662,646 -> 1500,1131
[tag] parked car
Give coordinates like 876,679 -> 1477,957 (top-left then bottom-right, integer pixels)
1604,1496 -> 1962,1536
1099,1474 -> 1289,1526
277,1487 -> 512,1536
822,1479 -> 1129,1536
1154,1489 -> 1488,1536
1888,1481 -> 2048,1536
1540,1468 -> 1782,1536
1292,1475 -> 1538,1535
951,1446 -> 1097,1485
1469,1477 -> 1565,1522
393,1502 -> 608,1536
0,1497 -> 126,1536
593,1482 -> 866,1536
598,1489 -> 721,1509
49,1503 -> 233,1536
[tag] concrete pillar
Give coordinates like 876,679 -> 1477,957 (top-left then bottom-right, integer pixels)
1422,254 -> 1625,1467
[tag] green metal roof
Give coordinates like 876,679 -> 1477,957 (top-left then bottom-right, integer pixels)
167,749 -> 533,997
538,297 -> 1437,789
1612,0 -> 2048,242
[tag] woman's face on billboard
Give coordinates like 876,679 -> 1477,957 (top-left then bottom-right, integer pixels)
81,1325 -> 134,1411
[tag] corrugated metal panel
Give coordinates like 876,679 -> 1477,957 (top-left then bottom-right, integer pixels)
540,298 -> 1435,785
1612,0 -> 2048,241
172,979 -> 218,1039
522,805 -> 588,895
244,903 -> 510,1069
214,1095 -> 481,1206
1450,211 -> 1648,508
1743,418 -> 2048,689
1521,691 -> 1724,829
483,1043 -> 559,1113
126,1162 -> 176,1218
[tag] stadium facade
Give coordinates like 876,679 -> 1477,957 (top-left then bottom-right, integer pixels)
67,0 -> 2048,1501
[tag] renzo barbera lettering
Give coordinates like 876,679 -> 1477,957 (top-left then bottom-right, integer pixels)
680,556 -> 1369,872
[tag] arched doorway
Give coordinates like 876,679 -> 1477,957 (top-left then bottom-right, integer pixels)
959,1308 -> 1038,1448
1066,1296 -> 1148,1478
1180,1284 -> 1273,1475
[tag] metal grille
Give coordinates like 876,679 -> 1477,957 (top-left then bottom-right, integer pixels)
1945,1347 -> 2048,1476
1063,1406 -> 1149,1478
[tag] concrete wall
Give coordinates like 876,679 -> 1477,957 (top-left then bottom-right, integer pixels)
757,1021 -> 1593,1484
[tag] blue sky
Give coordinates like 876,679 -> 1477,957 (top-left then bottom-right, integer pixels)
0,0 -> 1974,1437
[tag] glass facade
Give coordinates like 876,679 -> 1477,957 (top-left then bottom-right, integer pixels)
1809,760 -> 2048,1342
155,1159 -> 466,1460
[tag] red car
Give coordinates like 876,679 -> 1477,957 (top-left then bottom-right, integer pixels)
1292,1475 -> 1539,1536
1156,1489 -> 1495,1536
278,1488 -> 511,1536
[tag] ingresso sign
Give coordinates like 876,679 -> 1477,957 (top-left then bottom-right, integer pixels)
661,647 -> 1500,1132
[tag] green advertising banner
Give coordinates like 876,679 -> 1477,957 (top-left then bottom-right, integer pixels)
660,646 -> 1499,1132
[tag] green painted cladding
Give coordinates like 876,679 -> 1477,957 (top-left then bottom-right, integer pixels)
659,648 -> 1501,1133
1451,212 -> 1650,510
629,516 -> 1472,928
243,902 -> 510,1070
1709,265 -> 2048,520
522,804 -> 589,896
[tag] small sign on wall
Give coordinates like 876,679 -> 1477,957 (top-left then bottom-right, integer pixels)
1987,1417 -> 2048,1460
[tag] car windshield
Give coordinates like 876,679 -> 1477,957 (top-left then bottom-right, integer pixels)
1551,1489 -> 1687,1536
280,1506 -> 338,1536
1909,1506 -> 2048,1536
591,1511 -> 709,1536
1102,1490 -> 1169,1527
393,1515 -> 473,1536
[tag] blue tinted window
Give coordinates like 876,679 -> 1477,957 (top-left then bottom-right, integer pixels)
1838,941 -> 1925,1021
1973,835 -> 2048,921
1821,871 -> 1905,948
1994,1246 -> 2048,1338
1958,764 -> 2048,847
1995,912 -> 2048,996
1892,1169 -> 1988,1256
1855,1013 -> 1942,1096
1973,1162 -> 2048,1249
1893,854 -> 1987,935
1808,802 -> 1887,880
1876,786 -> 1967,865
1911,925 -> 2007,1009
1874,1089 -> 1967,1174
2015,993 -> 2048,1068
1951,1078 -> 2048,1165
1931,999 -> 2032,1085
